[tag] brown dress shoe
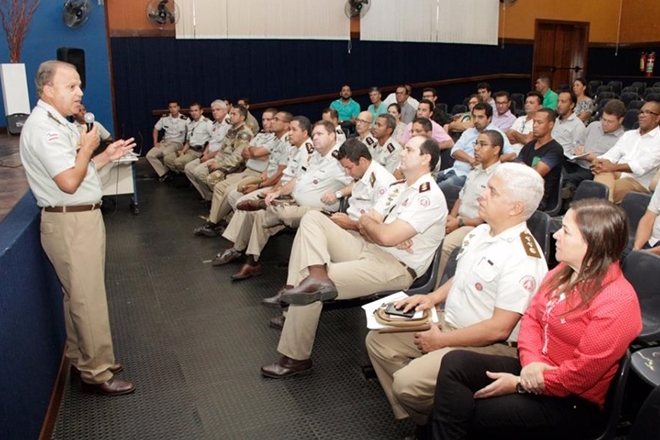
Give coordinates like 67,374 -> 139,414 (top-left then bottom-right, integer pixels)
261,285 -> 291,308
82,377 -> 136,396
237,199 -> 267,211
212,248 -> 242,266
269,315 -> 285,330
71,362 -> 124,377
231,263 -> 261,281
280,276 -> 338,305
261,355 -> 312,379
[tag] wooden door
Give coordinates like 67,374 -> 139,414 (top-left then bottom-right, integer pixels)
532,20 -> 590,91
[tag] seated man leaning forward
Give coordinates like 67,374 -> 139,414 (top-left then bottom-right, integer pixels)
261,136 -> 448,379
366,163 -> 548,426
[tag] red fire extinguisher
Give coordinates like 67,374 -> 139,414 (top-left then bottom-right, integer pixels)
647,52 -> 656,78
640,52 -> 647,72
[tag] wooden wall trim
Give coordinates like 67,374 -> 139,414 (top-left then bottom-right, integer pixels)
150,73 -> 531,116
38,354 -> 70,440
110,29 -> 175,38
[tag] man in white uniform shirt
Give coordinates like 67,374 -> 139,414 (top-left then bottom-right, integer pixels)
366,163 -> 547,426
147,100 -> 188,179
213,120 -> 352,281
261,136 -> 448,379
164,102 -> 213,173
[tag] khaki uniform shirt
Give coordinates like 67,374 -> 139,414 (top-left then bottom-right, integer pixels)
347,160 -> 395,220
155,113 -> 188,143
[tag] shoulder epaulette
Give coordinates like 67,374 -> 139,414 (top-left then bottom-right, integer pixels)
520,231 -> 541,258
305,142 -> 314,154
390,179 -> 405,186
331,150 -> 339,159
365,136 -> 375,146
419,181 -> 430,193
387,143 -> 395,153
161,113 -> 168,118
369,172 -> 376,187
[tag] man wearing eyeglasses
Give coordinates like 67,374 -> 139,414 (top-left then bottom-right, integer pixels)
491,91 -> 516,132
400,99 -> 454,151
592,100 -> 660,203
561,99 -> 625,197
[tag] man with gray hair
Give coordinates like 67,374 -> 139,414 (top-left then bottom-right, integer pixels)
20,60 -> 136,395
365,162 -> 548,427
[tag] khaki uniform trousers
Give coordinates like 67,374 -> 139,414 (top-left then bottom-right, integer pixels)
208,169 -> 260,223
40,209 -> 115,384
435,226 -> 474,288
278,211 -> 413,361
164,149 -> 202,173
365,311 -> 518,424
184,158 -> 213,200
146,140 -> 182,177
223,209 -> 284,260
594,172 -> 649,203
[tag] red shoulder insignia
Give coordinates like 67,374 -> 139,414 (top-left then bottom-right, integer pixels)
419,181 -> 430,193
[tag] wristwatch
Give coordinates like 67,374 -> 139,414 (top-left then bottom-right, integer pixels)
335,191 -> 344,199
516,378 -> 527,394
458,217 -> 465,228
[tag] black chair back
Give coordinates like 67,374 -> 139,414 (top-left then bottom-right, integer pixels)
526,210 -> 552,262
620,92 -> 640,107
622,251 -> 660,343
623,109 -> 640,130
439,246 -> 460,286
573,180 -> 610,202
631,81 -> 648,94
543,174 -> 564,217
628,99 -> 644,110
451,104 -> 467,115
620,191 -> 652,241
590,350 -> 631,440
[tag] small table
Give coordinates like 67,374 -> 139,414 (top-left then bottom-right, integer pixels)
97,154 -> 139,214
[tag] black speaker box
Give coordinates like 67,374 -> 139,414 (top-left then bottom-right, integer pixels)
7,113 -> 28,135
56,47 -> 86,89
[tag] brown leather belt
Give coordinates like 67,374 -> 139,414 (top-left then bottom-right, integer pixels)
44,203 -> 102,213
496,341 -> 518,348
399,261 -> 417,280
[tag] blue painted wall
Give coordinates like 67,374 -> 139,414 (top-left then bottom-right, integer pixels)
0,193 -> 66,440
0,2 -> 113,133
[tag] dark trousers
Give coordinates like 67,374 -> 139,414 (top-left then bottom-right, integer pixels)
429,350 -> 601,440
563,162 -> 594,188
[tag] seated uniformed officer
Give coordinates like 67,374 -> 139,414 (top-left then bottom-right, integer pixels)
184,100 -> 232,200
213,120 -> 352,281
439,130 -> 503,280
365,163 -> 548,426
371,113 -> 404,176
262,138 -> 396,310
354,111 -> 375,143
260,136 -> 448,379
321,107 -> 347,146
164,102 -> 213,173
147,100 -> 188,180
72,103 -> 112,142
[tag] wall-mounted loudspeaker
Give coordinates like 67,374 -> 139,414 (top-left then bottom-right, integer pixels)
56,47 -> 86,89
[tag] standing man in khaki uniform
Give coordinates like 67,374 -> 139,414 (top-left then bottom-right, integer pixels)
147,100 -> 188,180
260,136 -> 448,379
20,60 -> 136,395
366,163 -> 547,426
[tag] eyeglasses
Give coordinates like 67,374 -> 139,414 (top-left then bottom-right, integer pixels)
495,101 -> 509,105
640,109 -> 659,116
356,118 -> 371,124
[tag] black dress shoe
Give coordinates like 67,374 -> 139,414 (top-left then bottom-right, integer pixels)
237,199 -> 267,211
71,362 -> 123,377
280,276 -> 338,305
82,377 -> 136,396
212,248 -> 242,266
231,263 -> 261,281
261,355 -> 312,379
193,221 -> 224,237
269,315 -> 285,330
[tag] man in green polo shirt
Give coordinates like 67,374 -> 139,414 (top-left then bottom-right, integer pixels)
535,77 -> 558,110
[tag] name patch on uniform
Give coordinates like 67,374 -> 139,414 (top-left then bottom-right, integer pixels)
520,231 -> 541,258
46,132 -> 60,142
387,143 -> 395,153
419,181 -> 431,193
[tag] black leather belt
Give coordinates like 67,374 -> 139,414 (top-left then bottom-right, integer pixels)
44,202 -> 102,213
496,341 -> 518,348
190,145 -> 204,151
399,261 -> 417,280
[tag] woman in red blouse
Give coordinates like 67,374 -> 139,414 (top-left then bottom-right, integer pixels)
428,199 -> 642,439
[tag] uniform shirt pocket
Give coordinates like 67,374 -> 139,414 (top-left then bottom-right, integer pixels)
474,257 -> 498,282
